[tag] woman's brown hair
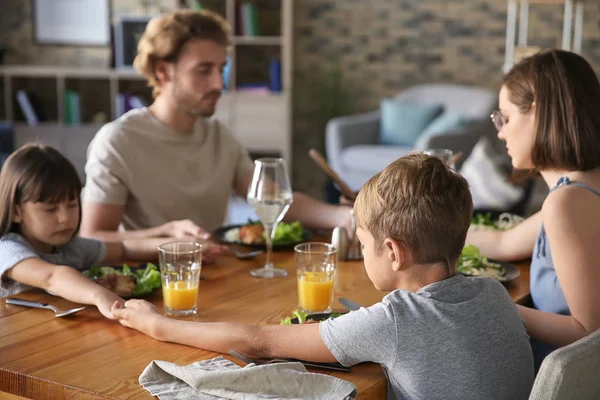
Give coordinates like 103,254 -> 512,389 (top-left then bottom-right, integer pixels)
0,144 -> 82,235
503,49 -> 600,171
134,9 -> 231,98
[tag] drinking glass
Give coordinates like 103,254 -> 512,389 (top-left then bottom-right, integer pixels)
295,242 -> 337,313
423,148 -> 455,169
158,241 -> 202,316
247,158 -> 293,278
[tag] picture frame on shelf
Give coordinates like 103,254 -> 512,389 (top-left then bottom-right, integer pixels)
33,0 -> 110,46
114,17 -> 152,69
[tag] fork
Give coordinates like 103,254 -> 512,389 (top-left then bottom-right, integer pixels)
231,249 -> 264,260
227,349 -> 352,372
6,298 -> 86,317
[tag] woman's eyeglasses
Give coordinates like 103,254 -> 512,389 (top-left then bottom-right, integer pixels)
490,110 -> 506,131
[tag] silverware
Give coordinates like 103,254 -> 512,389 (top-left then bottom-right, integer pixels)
331,227 -> 349,261
338,297 -> 362,311
6,298 -> 86,317
228,349 -> 351,372
231,249 -> 264,260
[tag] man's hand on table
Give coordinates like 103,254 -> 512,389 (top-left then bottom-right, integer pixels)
159,219 -> 211,240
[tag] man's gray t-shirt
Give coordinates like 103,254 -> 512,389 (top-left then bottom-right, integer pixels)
0,233 -> 106,297
83,108 -> 255,233
320,275 -> 534,400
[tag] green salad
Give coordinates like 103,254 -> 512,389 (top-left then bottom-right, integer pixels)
270,221 -> 304,243
457,245 -> 505,280
83,263 -> 162,297
469,212 -> 524,232
280,309 -> 343,325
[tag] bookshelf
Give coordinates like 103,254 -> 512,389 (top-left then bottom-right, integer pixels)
0,0 -> 293,174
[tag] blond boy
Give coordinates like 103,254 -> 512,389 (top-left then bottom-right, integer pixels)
112,154 -> 534,399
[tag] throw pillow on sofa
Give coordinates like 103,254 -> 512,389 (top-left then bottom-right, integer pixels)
379,99 -> 444,146
459,137 -> 524,211
414,112 -> 472,150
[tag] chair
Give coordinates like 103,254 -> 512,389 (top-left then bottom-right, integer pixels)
529,329 -> 600,400
325,83 -> 498,191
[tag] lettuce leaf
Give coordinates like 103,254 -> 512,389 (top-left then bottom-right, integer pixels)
131,263 -> 161,297
84,262 -> 162,297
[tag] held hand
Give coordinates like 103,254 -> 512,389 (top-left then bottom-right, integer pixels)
111,299 -> 163,339
162,219 -> 211,240
94,291 -> 126,320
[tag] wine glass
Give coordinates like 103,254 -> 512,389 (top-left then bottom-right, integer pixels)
247,158 -> 293,278
423,149 -> 456,169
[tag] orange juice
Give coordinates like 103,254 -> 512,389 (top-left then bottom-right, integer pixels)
162,281 -> 199,311
297,271 -> 334,312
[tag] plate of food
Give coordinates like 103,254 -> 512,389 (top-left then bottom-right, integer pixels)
457,245 -> 520,283
279,309 -> 350,372
469,212 -> 525,232
214,220 -> 311,249
81,263 -> 162,298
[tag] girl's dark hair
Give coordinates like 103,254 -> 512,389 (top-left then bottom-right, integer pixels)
0,144 -> 82,235
503,49 -> 600,171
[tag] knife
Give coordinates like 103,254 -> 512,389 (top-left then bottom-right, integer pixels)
338,297 -> 363,311
229,349 -> 351,372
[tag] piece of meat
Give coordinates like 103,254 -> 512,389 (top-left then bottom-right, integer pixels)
95,275 -> 137,297
239,224 -> 264,244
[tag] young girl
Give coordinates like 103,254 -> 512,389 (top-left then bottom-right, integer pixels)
0,144 -> 221,319
467,49 -> 600,369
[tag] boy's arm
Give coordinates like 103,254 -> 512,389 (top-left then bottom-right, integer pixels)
112,300 -> 338,363
7,258 -> 123,319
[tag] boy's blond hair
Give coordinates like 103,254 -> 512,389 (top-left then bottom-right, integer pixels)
134,9 -> 231,98
354,153 -> 473,266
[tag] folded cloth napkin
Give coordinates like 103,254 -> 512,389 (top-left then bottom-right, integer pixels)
139,356 -> 357,400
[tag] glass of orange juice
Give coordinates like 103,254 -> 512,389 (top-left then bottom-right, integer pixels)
294,243 -> 337,313
158,241 -> 202,317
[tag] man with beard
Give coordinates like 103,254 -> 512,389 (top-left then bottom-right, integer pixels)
80,10 -> 352,252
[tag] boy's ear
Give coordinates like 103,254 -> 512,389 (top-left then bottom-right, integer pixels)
383,238 -> 408,272
12,204 -> 22,223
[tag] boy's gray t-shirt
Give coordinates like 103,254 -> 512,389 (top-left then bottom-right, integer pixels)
0,233 -> 106,297
320,275 -> 534,400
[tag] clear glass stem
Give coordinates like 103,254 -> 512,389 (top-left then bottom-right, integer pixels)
263,223 -> 274,270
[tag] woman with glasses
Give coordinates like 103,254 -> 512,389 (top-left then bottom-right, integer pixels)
467,49 -> 600,371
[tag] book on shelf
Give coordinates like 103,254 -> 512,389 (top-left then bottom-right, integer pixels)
16,90 -> 44,126
240,2 -> 260,37
65,90 -> 81,125
116,93 -> 148,117
237,83 -> 270,94
0,121 -> 13,169
269,59 -> 282,92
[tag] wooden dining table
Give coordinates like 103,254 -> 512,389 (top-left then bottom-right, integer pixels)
0,248 -> 530,399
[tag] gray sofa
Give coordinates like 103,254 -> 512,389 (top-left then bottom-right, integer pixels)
325,84 -> 498,191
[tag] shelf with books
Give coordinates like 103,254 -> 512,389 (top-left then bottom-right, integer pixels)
64,78 -> 112,125
1,0 -> 292,167
235,44 -> 283,93
10,76 -> 58,124
233,0 -> 281,37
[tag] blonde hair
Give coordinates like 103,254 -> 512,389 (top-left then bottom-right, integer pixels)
354,153 -> 473,265
134,9 -> 231,98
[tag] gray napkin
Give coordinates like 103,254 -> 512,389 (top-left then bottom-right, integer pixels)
139,356 -> 358,400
